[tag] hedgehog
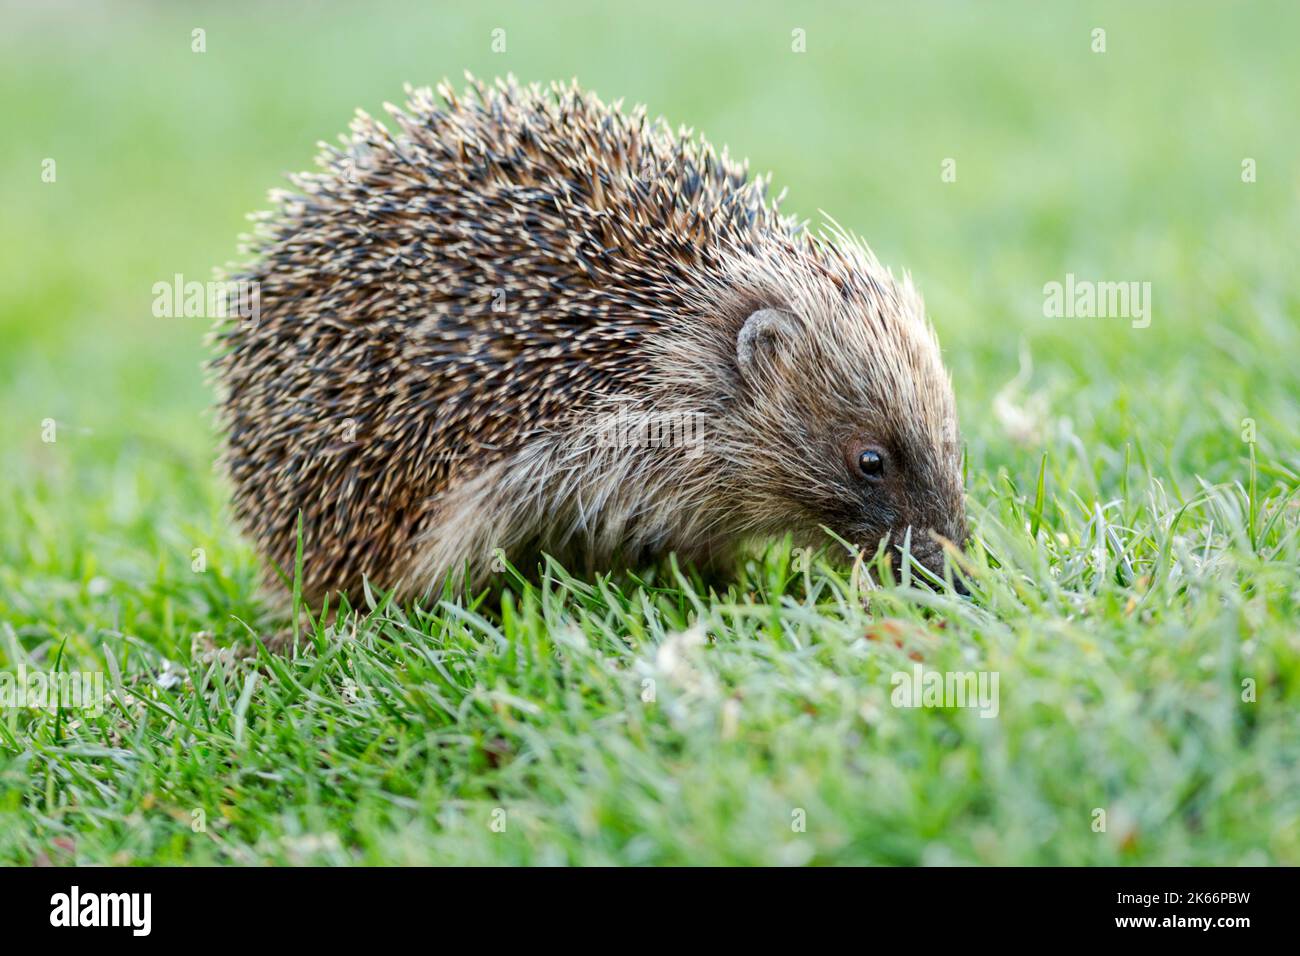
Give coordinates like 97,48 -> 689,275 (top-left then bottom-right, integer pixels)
210,75 -> 968,607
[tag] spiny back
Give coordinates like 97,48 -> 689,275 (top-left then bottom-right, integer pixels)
209,75 -> 806,599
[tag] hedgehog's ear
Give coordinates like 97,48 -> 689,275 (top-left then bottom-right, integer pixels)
736,308 -> 799,380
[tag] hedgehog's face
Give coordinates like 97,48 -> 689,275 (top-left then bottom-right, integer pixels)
730,305 -> 967,586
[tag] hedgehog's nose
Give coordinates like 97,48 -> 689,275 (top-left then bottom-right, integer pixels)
897,533 -> 966,595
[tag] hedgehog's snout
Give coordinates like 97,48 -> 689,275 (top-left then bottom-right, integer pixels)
894,532 -> 960,591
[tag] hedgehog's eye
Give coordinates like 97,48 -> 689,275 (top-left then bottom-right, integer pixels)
856,448 -> 885,480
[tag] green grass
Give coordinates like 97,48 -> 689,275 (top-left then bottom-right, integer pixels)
1,0 -> 1298,865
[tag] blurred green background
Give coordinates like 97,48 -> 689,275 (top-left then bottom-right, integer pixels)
5,0 -> 1297,487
